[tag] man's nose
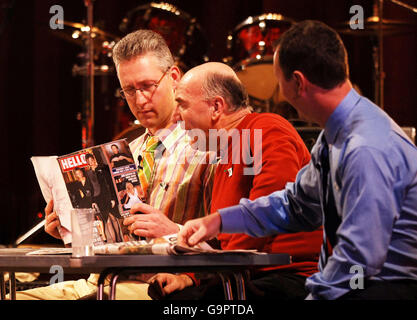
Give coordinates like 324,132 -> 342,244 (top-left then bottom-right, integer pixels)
135,90 -> 148,107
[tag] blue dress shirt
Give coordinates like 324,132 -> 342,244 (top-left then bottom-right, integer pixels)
219,88 -> 417,299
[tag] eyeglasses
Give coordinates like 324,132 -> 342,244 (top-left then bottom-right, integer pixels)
119,67 -> 171,100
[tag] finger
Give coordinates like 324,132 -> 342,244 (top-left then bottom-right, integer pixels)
133,228 -> 152,238
177,225 -> 193,246
127,213 -> 159,223
123,216 -> 135,226
128,220 -> 154,232
45,219 -> 60,233
188,227 -> 208,247
45,199 -> 54,215
123,213 -> 151,226
147,274 -> 158,283
128,221 -> 148,235
162,282 -> 180,295
130,202 -> 155,215
45,211 -> 58,224
149,274 -> 167,286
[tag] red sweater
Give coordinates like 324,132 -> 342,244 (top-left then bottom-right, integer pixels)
212,113 -> 322,277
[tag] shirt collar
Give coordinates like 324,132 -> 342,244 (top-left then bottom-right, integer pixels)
324,88 -> 361,144
143,123 -> 184,152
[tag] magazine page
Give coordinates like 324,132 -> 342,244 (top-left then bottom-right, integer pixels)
31,156 -> 73,244
56,139 -> 140,245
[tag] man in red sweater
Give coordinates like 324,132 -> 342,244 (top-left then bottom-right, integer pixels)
149,62 -> 322,299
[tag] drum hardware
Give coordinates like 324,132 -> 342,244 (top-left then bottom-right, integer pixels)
71,39 -> 116,77
119,2 -> 209,72
52,1 -> 122,148
336,0 -> 417,109
226,13 -> 298,118
54,20 -> 118,77
82,0 -> 95,148
59,20 -> 119,40
390,0 -> 417,13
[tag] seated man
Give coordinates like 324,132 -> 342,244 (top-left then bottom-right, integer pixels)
15,29 -> 215,300
178,21 -> 417,300
148,62 -> 322,300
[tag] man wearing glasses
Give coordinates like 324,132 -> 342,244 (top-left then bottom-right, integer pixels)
114,30 -> 214,240
16,30 -> 215,300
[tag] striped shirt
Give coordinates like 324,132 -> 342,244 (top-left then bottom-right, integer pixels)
129,123 -> 216,224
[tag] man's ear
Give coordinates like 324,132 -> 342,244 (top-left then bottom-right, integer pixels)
211,96 -> 226,122
170,65 -> 182,90
293,71 -> 305,97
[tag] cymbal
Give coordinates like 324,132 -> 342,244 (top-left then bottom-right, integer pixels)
56,20 -> 119,40
336,16 -> 417,37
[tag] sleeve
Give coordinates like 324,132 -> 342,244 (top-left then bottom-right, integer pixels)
306,147 -> 399,299
219,158 -> 323,236
182,272 -> 200,286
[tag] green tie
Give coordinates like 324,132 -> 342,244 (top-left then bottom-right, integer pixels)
138,135 -> 160,197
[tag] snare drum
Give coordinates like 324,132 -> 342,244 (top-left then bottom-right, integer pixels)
119,2 -> 209,71
227,13 -> 294,101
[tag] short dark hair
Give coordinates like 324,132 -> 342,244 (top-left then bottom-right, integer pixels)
74,167 -> 84,175
85,154 -> 94,161
202,72 -> 249,111
277,20 -> 349,89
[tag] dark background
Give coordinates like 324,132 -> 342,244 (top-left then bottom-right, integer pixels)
0,0 -> 416,246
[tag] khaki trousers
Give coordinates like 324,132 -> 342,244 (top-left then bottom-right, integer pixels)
13,273 -> 152,300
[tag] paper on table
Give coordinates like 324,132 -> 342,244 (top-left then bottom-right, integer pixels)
26,247 -> 73,255
93,233 -> 262,255
31,156 -> 73,244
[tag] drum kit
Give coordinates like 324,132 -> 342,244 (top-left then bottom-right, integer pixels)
51,1 -> 417,147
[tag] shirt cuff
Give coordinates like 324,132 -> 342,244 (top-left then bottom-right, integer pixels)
218,204 -> 246,233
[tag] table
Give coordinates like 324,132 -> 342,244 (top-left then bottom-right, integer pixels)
0,248 -> 290,300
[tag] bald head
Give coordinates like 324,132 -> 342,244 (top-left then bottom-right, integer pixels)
182,62 -> 239,82
179,62 -> 249,111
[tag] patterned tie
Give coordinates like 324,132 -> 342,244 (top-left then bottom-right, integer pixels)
138,135 -> 160,198
319,136 -> 341,270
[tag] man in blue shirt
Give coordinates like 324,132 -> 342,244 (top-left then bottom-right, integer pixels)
178,20 -> 417,300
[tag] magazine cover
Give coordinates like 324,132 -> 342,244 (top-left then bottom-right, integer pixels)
56,139 -> 142,245
32,139 -> 144,246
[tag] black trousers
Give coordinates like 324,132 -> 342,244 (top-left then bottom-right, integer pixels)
338,279 -> 417,300
159,271 -> 308,300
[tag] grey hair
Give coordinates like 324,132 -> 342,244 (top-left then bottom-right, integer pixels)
201,72 -> 249,111
112,29 -> 174,71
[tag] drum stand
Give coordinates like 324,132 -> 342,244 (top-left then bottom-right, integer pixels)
372,0 -> 385,109
390,0 -> 417,13
372,0 -> 417,109
81,0 -> 95,148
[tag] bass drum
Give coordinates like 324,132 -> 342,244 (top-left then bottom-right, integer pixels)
226,13 -> 294,104
119,2 -> 209,72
